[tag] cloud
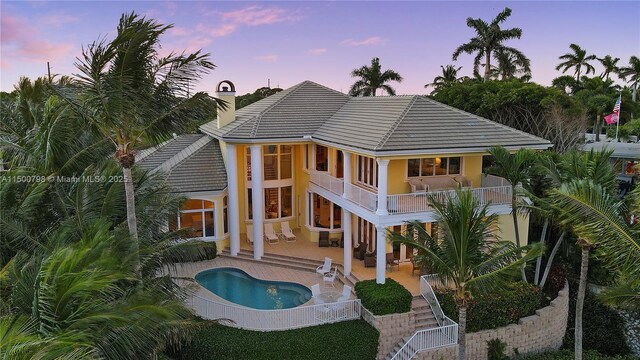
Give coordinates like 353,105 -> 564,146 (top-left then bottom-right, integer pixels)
307,48 -> 327,55
341,36 -> 386,47
40,13 -> 79,27
1,13 -> 74,63
205,5 -> 301,38
255,54 -> 279,62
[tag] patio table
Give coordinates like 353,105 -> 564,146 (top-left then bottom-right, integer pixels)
317,290 -> 341,303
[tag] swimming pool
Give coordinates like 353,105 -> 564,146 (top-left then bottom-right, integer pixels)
195,268 -> 312,310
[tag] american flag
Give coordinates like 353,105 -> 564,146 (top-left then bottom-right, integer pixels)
613,95 -> 622,115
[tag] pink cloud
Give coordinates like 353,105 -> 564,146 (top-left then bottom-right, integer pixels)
168,26 -> 191,37
255,54 -> 279,63
40,13 -> 79,27
308,48 -> 327,55
341,36 -> 387,47
1,13 -> 74,63
203,5 -> 300,38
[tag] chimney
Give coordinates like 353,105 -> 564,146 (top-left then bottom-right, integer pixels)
216,80 -> 236,129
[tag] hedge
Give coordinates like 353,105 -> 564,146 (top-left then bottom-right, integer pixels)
354,278 -> 412,315
522,349 -> 637,360
437,282 -> 543,332
562,280 -> 630,356
174,320 -> 379,360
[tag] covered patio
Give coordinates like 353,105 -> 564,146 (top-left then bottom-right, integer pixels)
239,229 -> 423,295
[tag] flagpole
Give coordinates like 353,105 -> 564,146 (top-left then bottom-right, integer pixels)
615,91 -> 621,142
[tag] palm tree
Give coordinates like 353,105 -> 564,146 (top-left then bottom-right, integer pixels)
389,190 -> 542,360
452,7 -> 529,82
65,13 -> 220,270
598,55 -> 620,81
425,65 -> 467,94
349,57 -> 403,96
619,55 -> 640,101
492,49 -> 531,80
556,44 -> 596,83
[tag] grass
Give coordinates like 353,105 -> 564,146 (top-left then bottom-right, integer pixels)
174,320 -> 379,360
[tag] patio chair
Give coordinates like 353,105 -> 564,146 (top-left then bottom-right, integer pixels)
280,222 -> 296,242
264,223 -> 279,244
353,242 -> 366,260
318,231 -> 330,247
338,285 -> 352,302
311,284 -> 324,304
316,257 -> 332,277
411,261 -> 422,276
364,251 -> 376,268
323,266 -> 339,287
386,253 -> 400,272
246,224 -> 254,244
409,178 -> 428,193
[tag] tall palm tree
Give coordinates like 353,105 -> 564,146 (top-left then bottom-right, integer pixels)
452,7 -> 529,82
349,57 -> 403,96
492,49 -> 531,80
619,55 -> 640,102
65,13 -> 220,270
389,190 -> 542,360
556,44 -> 596,83
598,55 -> 620,81
425,65 -> 467,94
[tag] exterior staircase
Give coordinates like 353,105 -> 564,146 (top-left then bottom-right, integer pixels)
412,296 -> 439,329
219,249 -> 360,289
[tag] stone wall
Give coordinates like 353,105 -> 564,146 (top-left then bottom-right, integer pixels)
362,308 -> 415,360
415,282 -> 569,360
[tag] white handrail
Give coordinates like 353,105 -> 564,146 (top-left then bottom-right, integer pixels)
310,170 -> 344,196
310,170 -> 377,211
189,294 -> 362,331
387,186 -> 512,214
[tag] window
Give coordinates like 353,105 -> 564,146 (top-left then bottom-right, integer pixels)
407,157 -> 462,177
315,145 -> 329,171
308,192 -> 342,229
303,144 -> 310,170
247,145 -> 292,181
245,144 -> 294,220
248,186 -> 293,220
356,155 -> 377,188
172,199 -> 215,238
223,196 -> 229,234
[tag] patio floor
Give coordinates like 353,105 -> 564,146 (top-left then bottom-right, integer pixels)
239,229 -> 422,295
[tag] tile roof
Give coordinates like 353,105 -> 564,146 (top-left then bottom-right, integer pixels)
137,134 -> 227,193
200,80 -> 551,154
583,141 -> 640,159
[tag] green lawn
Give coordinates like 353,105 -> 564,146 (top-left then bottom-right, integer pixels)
175,320 -> 379,360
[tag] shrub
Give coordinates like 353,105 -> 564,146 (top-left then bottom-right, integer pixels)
487,338 -> 508,360
521,349 -> 636,360
437,282 -> 544,332
354,278 -> 412,315
562,280 -> 630,356
174,320 -> 379,360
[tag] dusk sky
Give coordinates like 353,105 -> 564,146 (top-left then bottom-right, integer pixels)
1,1 -> 639,95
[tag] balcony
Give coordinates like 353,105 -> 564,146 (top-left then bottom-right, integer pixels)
310,170 -> 512,217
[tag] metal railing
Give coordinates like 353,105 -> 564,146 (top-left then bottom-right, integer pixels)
389,275 -> 458,360
310,170 -> 344,196
387,186 -> 511,214
481,174 -> 511,188
345,184 -> 377,211
189,294 -> 361,331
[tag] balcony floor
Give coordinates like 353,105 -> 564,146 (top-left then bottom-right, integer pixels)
240,230 -> 422,295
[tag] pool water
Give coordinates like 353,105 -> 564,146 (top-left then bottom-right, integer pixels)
195,268 -> 312,310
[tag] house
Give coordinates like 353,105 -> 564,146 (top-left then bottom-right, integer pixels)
582,140 -> 639,195
140,80 -> 552,284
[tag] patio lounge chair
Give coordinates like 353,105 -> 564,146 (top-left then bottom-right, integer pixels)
264,223 -> 279,244
280,222 -> 296,242
318,231 -> 330,247
338,285 -> 352,302
386,253 -> 400,272
246,224 -> 254,244
311,284 -> 324,304
323,266 -> 339,287
316,257 -> 332,277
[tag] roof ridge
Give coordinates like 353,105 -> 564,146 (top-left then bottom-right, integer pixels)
421,97 -> 551,144
155,135 -> 211,174
374,96 -> 419,150
249,81 -> 309,137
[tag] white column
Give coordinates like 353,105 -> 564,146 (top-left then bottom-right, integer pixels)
376,159 -> 390,216
225,144 -> 241,256
343,209 -> 352,276
376,226 -> 387,284
250,145 -> 264,260
342,150 -> 352,199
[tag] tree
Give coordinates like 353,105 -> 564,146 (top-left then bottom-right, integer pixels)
556,44 -> 596,83
491,48 -> 531,81
552,75 -> 580,95
574,76 -> 619,141
236,86 -> 283,109
389,190 -> 542,360
349,57 -> 403,96
452,7 -> 529,82
65,13 -> 220,271
425,65 -> 467,94
597,55 -> 620,81
618,55 -> 640,102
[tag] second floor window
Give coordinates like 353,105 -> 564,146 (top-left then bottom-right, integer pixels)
407,157 -> 461,177
356,155 -> 377,188
315,145 -> 329,171
246,145 -> 293,181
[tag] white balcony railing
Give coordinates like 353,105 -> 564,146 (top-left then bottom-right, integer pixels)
387,186 -> 512,214
189,294 -> 362,331
310,170 -> 377,211
310,170 -> 344,196
345,184 -> 377,212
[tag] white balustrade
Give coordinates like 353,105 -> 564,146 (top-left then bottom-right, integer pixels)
310,170 -> 377,211
189,295 -> 361,331
387,186 -> 512,214
310,170 -> 344,196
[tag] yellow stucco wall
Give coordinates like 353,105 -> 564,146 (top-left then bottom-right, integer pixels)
497,213 -> 530,245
